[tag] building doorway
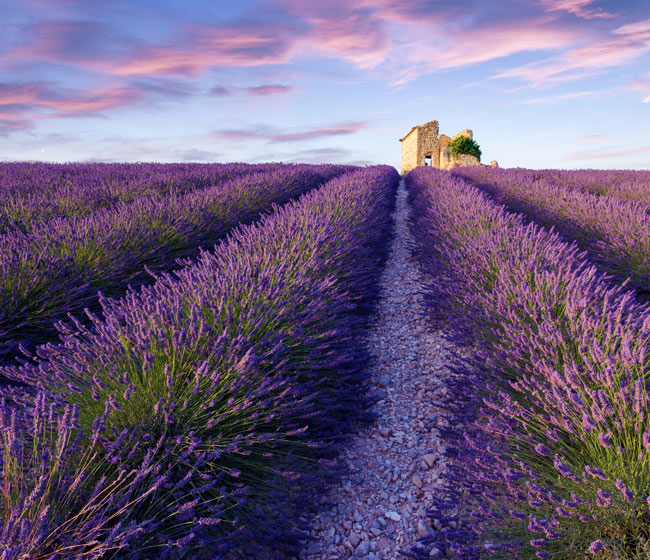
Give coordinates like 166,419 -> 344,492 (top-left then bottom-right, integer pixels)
424,155 -> 432,166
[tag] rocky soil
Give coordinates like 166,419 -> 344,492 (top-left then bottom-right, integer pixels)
297,179 -> 462,560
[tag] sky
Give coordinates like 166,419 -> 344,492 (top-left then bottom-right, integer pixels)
1,0 -> 649,169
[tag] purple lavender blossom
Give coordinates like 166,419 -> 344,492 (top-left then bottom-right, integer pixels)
534,443 -> 550,456
596,489 -> 612,508
588,539 -> 605,553
615,479 -> 634,503
598,432 -> 612,449
584,465 -> 608,480
582,414 -> 597,433
553,454 -> 576,480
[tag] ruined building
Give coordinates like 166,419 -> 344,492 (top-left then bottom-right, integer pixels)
399,120 -> 481,174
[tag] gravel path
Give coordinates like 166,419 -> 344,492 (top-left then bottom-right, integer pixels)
299,179 -> 458,560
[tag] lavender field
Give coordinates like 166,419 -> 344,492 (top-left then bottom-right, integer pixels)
408,167 -> 650,560
1,162 -> 649,560
0,163 -> 351,362
0,162 -> 399,559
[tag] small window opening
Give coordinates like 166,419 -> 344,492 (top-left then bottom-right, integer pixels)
424,155 -> 432,166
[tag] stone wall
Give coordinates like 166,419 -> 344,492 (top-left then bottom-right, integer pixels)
438,134 -> 451,171
419,121 -> 440,169
452,129 -> 473,141
450,153 -> 480,168
400,128 -> 420,175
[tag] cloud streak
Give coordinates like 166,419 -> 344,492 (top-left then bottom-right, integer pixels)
524,90 -> 602,103
245,84 -> 294,96
208,84 -> 295,97
107,25 -> 299,77
390,18 -> 581,84
8,20 -> 137,68
564,145 -> 650,160
539,0 -> 617,19
213,121 -> 367,143
0,82 -> 141,120
495,17 -> 650,86
271,122 -> 366,142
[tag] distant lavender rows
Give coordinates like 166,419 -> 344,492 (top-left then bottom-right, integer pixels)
0,162 -> 293,234
515,168 -> 650,206
454,166 -> 650,293
0,165 -> 399,558
0,164 -> 350,362
407,167 -> 650,559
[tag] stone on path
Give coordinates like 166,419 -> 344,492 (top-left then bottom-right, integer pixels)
377,374 -> 391,387
423,454 -> 437,468
417,521 -> 434,538
384,511 -> 401,522
307,542 -> 321,555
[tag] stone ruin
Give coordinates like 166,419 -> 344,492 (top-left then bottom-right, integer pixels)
399,120 -> 481,175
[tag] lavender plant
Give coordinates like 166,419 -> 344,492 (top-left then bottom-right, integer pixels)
0,385 -> 245,559
1,165 -> 399,557
0,164 -> 349,362
407,167 -> 650,559
454,166 -> 650,293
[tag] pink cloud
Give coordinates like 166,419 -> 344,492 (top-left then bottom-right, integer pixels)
0,111 -> 34,136
623,73 -> 650,101
577,134 -> 607,144
611,19 -> 650,35
245,85 -> 294,96
6,6 -> 392,76
564,145 -> 650,160
283,0 -> 594,83
108,26 -> 296,76
44,87 -> 140,113
437,22 -> 577,70
270,122 -> 366,142
213,121 -> 367,143
207,84 -> 295,97
388,17 -> 582,84
0,82 -> 141,119
7,21 -> 136,69
281,1 -> 390,67
539,0 -> 617,19
215,129 -> 260,140
495,17 -> 650,86
524,89 -> 602,103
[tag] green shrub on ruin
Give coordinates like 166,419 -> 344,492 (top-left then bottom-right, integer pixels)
449,136 -> 481,162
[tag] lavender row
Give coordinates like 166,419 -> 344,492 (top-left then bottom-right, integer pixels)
0,164 -> 349,362
515,168 -> 650,206
0,165 -> 399,558
454,166 -> 650,293
407,167 -> 650,559
0,162 -> 294,233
